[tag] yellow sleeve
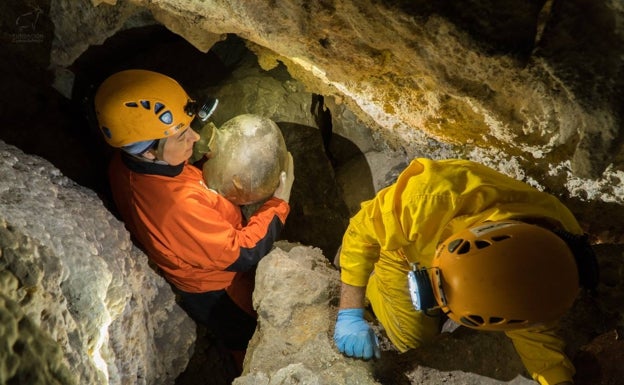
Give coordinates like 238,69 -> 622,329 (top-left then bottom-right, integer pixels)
505,325 -> 575,385
339,159 -> 458,287
338,198 -> 384,287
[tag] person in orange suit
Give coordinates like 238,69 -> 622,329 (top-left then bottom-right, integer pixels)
94,69 -> 294,379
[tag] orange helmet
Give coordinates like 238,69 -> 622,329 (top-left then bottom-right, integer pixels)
94,69 -> 195,151
430,220 -> 579,331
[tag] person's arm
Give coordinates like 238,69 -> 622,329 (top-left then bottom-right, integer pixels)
333,160 -> 437,360
226,201 -> 288,271
226,154 -> 293,271
334,209 -> 384,360
166,154 -> 292,273
339,282 -> 366,309
334,282 -> 380,360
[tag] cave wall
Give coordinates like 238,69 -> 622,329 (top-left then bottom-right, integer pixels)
0,142 -> 196,384
48,0 -> 624,177
2,0 -> 623,234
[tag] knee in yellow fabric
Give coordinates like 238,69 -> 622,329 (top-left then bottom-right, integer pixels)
366,272 -> 440,352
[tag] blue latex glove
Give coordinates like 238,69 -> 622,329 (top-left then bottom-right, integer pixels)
334,308 -> 381,360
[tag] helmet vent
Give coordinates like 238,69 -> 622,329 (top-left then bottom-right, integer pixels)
456,241 -> 471,254
491,235 -> 511,242
101,126 -> 112,139
154,102 -> 165,114
159,111 -> 173,124
489,317 -> 504,324
474,240 -> 491,249
124,102 -> 138,108
448,238 -> 463,253
140,100 -> 150,109
460,315 -> 484,327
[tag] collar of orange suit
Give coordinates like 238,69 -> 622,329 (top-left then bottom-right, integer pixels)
121,151 -> 185,177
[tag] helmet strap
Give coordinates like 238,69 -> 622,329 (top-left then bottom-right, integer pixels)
122,139 -> 156,155
153,138 -> 168,163
128,139 -> 169,165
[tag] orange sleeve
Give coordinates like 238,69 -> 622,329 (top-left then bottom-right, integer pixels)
159,192 -> 290,273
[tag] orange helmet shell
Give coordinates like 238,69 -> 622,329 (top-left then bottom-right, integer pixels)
431,220 -> 579,331
94,69 -> 194,148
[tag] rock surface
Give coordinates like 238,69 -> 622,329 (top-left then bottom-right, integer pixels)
236,243 -> 540,385
48,0 -> 624,185
0,142 -> 195,384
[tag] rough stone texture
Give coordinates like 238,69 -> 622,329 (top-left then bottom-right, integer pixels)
0,289 -> 75,385
237,243 -> 381,385
0,142 -> 196,384
235,243 -> 539,385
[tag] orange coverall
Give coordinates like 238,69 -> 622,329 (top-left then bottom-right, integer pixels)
108,152 -> 290,310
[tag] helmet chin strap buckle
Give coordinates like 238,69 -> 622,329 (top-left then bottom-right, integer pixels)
407,264 -> 438,311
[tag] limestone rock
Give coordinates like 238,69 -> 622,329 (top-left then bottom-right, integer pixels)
237,243 -> 381,385
0,141 -> 195,385
49,0 -> 624,184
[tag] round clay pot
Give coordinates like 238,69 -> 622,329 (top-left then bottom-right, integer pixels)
202,114 -> 287,205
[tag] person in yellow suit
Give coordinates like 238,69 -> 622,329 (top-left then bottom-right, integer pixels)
334,158 -> 598,385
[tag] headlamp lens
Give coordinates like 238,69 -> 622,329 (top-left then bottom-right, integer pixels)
197,97 -> 219,121
185,97 -> 219,121
407,267 -> 436,311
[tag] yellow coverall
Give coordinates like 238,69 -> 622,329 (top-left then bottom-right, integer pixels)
339,158 -> 582,385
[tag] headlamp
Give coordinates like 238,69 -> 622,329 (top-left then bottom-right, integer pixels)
185,97 -> 219,121
407,264 -> 437,311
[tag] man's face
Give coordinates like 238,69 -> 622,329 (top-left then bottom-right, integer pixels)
160,127 -> 200,166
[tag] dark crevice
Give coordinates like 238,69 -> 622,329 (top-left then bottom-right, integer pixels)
311,94 -> 335,166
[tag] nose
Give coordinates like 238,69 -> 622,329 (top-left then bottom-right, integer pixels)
187,129 -> 200,142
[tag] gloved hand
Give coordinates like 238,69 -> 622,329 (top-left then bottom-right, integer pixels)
273,152 -> 294,203
334,308 -> 381,360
